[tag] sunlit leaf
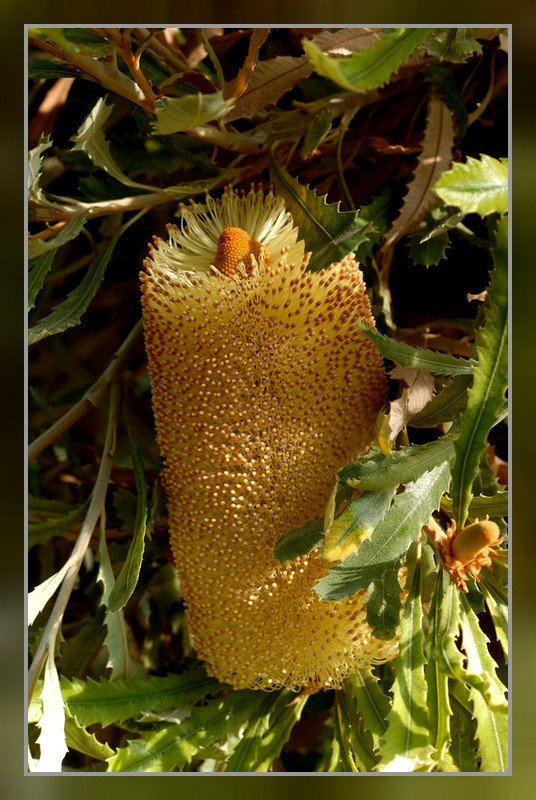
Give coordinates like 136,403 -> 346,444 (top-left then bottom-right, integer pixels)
303,28 -> 432,92
64,711 -> 115,760
434,154 -> 508,217
61,668 -> 221,727
315,463 -> 450,600
225,691 -> 307,772
34,651 -> 67,773
377,546 -> 436,771
339,436 -> 455,491
153,92 -> 235,134
97,522 -> 130,679
321,488 -> 395,562
106,690 -> 266,772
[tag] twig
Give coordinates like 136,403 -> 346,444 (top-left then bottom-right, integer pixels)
28,380 -> 122,704
28,320 -> 143,462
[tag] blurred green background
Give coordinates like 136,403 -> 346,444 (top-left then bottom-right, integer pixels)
4,0 -> 529,790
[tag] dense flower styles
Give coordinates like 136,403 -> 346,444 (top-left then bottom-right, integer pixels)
141,186 -> 395,691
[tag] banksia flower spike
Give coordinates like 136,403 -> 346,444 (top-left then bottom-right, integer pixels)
141,185 -> 396,691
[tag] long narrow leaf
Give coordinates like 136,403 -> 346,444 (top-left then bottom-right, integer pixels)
33,651 -> 67,772
450,216 -> 508,527
28,219 -> 128,344
339,436 -> 455,491
361,325 -> 476,374
377,545 -> 435,771
28,211 -> 88,261
425,570 -> 454,764
107,411 -> 149,612
62,669 -> 221,727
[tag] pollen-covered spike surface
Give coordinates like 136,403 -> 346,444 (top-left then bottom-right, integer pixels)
142,242 -> 394,691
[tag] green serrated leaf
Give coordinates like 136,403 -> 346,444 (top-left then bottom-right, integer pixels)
480,583 -> 508,660
64,711 -> 115,761
300,106 -> 332,159
225,691 -> 306,772
410,375 -> 472,428
62,668 -> 221,727
28,57 -> 81,80
449,682 -> 479,771
339,436 -> 455,491
442,491 -> 508,521
59,28 -> 115,57
425,570 -> 454,764
107,411 -> 149,612
28,220 -> 126,345
361,326 -> 476,374
435,154 -> 508,217
28,211 -> 89,262
153,92 -> 235,135
334,684 -> 376,771
107,690 -> 265,772
424,28 -> 483,63
28,250 -> 55,314
28,135 -> 53,204
273,517 -> 324,561
322,488 -> 395,562
377,545 -> 436,772
423,62 -> 468,141
451,217 -> 508,527
459,593 -> 508,712
410,217 -> 450,267
353,189 -> 395,262
366,565 -> 403,640
34,651 -> 67,772
303,28 -> 433,92
316,462 -> 451,600
345,670 -> 390,751
97,522 -> 130,679
71,97 -> 154,191
270,155 -> 372,270
469,688 -> 508,771
58,607 -> 107,678
28,498 -> 91,549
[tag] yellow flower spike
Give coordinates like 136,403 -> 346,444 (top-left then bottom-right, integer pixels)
141,185 -> 396,691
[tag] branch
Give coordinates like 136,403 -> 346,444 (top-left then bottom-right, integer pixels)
28,380 -> 122,704
28,319 -> 143,462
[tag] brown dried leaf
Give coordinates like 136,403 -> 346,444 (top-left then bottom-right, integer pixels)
224,28 -> 270,100
383,95 -> 455,248
225,27 -> 382,123
387,367 -> 436,440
